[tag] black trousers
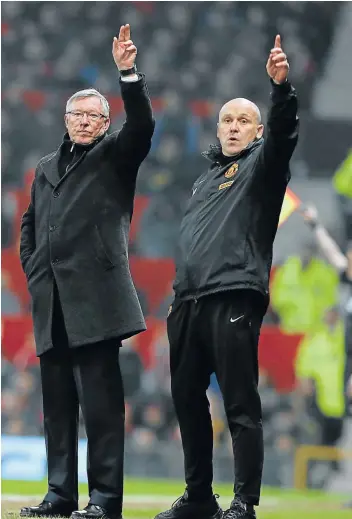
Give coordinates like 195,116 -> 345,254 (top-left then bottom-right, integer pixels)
40,285 -> 125,514
167,290 -> 265,506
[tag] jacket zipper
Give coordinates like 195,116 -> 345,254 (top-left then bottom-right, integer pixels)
190,161 -> 221,305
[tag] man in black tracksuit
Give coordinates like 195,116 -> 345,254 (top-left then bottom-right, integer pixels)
155,36 -> 298,519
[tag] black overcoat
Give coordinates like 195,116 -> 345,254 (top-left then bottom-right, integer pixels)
20,75 -> 155,356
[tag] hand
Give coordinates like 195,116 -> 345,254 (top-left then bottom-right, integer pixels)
266,34 -> 289,84
112,24 -> 137,71
299,204 -> 319,225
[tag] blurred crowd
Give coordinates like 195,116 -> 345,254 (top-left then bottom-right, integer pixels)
2,1 -> 352,489
1,2 -> 346,257
1,1 -> 342,191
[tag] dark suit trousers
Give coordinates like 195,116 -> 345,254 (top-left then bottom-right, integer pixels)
40,284 -> 125,514
167,290 -> 265,506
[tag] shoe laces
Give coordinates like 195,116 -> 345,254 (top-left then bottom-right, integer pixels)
83,505 -> 105,514
224,499 -> 248,518
171,493 -> 220,509
171,495 -> 187,509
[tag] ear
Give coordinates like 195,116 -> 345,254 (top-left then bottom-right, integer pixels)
216,122 -> 220,140
64,114 -> 69,129
256,124 -> 264,139
104,117 -> 111,132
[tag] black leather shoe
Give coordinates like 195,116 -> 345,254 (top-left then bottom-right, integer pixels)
154,492 -> 222,519
223,498 -> 256,519
70,504 -> 122,519
20,501 -> 77,517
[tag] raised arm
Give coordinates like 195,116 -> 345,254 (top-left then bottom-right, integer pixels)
112,24 -> 155,168
259,35 -> 299,181
20,178 -> 36,276
300,204 -> 348,272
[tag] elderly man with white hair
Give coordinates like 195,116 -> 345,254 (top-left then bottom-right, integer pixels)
19,24 -> 154,519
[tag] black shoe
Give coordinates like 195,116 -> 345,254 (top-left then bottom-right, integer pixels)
223,498 -> 256,519
20,501 -> 77,517
70,504 -> 122,519
154,491 -> 222,519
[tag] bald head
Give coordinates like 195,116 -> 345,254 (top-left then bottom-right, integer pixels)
217,98 -> 264,156
219,98 -> 262,124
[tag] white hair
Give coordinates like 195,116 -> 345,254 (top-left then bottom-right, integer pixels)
66,88 -> 110,117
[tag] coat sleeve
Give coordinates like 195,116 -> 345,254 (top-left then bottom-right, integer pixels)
113,73 -> 155,175
257,79 -> 299,184
20,177 -> 36,276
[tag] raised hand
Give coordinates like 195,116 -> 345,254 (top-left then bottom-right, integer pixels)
266,34 -> 289,84
112,24 -> 137,71
299,204 -> 319,225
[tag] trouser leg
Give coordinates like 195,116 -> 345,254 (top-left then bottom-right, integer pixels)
168,299 -> 213,500
42,286 -> 79,507
72,341 -> 125,515
205,291 -> 264,506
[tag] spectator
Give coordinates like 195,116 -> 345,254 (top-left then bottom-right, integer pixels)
271,246 -> 339,334
295,307 -> 346,488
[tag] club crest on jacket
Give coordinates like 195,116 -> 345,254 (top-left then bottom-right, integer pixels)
224,163 -> 238,178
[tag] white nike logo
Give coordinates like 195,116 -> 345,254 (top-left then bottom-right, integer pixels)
230,315 -> 244,323
192,179 -> 206,195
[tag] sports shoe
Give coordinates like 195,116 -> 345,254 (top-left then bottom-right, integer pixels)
223,497 -> 256,519
154,491 -> 222,519
70,504 -> 122,519
20,501 -> 77,517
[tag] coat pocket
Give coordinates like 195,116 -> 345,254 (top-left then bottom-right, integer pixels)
93,225 -> 116,270
25,250 -> 38,280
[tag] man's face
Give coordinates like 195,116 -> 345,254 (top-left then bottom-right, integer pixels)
217,99 -> 263,156
65,96 -> 110,145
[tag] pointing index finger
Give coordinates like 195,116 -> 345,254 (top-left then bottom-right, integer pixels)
274,34 -> 281,49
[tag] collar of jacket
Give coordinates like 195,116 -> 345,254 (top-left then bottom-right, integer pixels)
202,137 -> 263,165
40,132 -> 108,188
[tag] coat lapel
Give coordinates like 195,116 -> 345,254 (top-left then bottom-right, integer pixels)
41,145 -> 62,187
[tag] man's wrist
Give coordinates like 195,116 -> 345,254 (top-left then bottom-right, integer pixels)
271,78 -> 288,86
119,65 -> 137,76
118,64 -> 139,83
120,74 -> 139,83
306,219 -> 319,230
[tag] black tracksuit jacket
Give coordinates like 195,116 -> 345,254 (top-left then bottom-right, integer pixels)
173,79 -> 299,306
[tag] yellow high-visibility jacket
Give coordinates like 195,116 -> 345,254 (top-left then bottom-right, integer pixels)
295,320 -> 346,418
271,256 -> 339,334
333,149 -> 352,199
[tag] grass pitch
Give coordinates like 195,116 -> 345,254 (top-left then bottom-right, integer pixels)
1,478 -> 351,518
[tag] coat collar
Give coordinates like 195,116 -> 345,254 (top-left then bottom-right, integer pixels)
201,137 -> 263,165
40,132 -> 106,187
